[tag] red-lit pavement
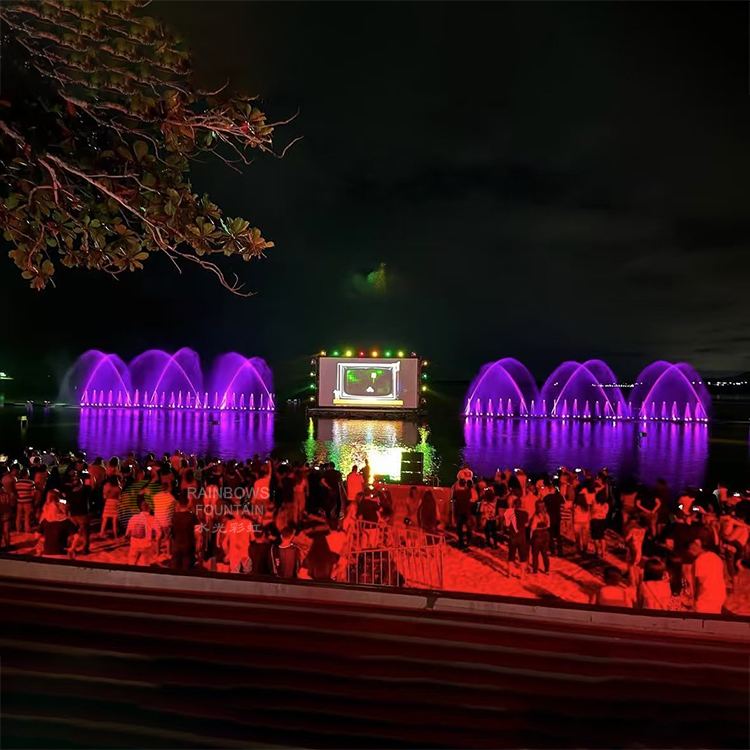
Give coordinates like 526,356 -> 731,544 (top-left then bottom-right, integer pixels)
1,578 -> 748,748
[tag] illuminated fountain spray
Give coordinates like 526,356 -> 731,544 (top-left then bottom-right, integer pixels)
464,358 -> 539,418
629,361 -> 710,422
540,360 -> 628,420
208,353 -> 275,412
60,350 -> 133,408
67,349 -> 274,411
463,358 -> 709,423
129,348 -> 203,409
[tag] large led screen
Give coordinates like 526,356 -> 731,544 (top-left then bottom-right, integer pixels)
317,357 -> 419,409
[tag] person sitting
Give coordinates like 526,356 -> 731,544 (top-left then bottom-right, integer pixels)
591,566 -> 634,608
638,557 -> 672,610
36,490 -> 79,559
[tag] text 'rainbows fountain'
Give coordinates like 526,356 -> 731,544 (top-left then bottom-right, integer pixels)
464,358 -> 709,423
61,348 -> 275,411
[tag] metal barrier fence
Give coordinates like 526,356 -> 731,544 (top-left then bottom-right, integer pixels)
346,520 -> 445,590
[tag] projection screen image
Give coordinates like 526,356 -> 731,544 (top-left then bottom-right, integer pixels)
318,357 -> 419,409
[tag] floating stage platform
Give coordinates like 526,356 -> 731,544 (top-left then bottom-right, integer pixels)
307,406 -> 424,420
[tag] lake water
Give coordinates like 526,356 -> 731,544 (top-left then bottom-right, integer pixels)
3,387 -> 750,492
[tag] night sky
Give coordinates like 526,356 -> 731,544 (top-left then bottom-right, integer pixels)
2,2 -> 750,395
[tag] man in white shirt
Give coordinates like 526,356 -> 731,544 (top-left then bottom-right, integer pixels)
126,500 -> 160,566
346,465 -> 364,501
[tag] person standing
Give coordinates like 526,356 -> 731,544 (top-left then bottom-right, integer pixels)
100,476 -> 121,540
346,465 -> 364,502
689,540 -> 726,614
15,468 -> 35,534
292,468 -> 308,526
65,468 -> 92,554
171,494 -> 199,571
624,516 -> 647,588
322,462 -> 343,520
590,494 -> 610,558
452,479 -> 473,550
480,488 -> 499,549
125,500 -> 159,566
504,497 -> 529,579
269,526 -> 301,579
636,489 -> 661,539
223,510 -> 255,573
153,470 -> 176,557
544,486 -> 565,556
417,490 -> 438,534
0,485 -> 13,550
572,494 -> 592,555
361,458 -> 371,488
529,500 -> 551,574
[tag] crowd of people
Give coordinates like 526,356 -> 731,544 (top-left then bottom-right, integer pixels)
448,465 -> 750,613
0,447 -> 748,614
0,448 -> 389,583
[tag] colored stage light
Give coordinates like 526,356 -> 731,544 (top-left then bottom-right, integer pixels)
332,351 -> 340,356
385,350 -> 392,357
358,350 -> 365,357
397,351 -> 404,357
371,350 -> 378,357
345,350 -> 353,357
319,350 -> 327,356
309,371 -> 315,377
421,385 -> 427,392
422,360 -> 428,366
310,384 -> 315,389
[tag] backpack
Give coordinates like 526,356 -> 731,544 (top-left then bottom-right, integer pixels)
130,514 -> 151,540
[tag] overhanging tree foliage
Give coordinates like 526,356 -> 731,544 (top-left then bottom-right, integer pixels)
0,0 -> 297,293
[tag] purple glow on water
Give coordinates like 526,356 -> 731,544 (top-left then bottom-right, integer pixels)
78,408 -> 275,459
540,359 -> 628,419
67,349 -> 274,411
462,418 -> 709,489
464,358 -> 539,417
630,361 -> 710,422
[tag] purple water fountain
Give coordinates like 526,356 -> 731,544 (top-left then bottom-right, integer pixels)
464,358 -> 539,417
65,349 -> 274,411
629,361 -> 710,422
540,359 -> 628,419
463,358 -> 710,423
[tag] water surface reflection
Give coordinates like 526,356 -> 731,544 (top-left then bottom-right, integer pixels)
462,418 -> 708,488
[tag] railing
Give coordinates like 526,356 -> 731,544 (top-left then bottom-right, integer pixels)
346,520 -> 445,590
